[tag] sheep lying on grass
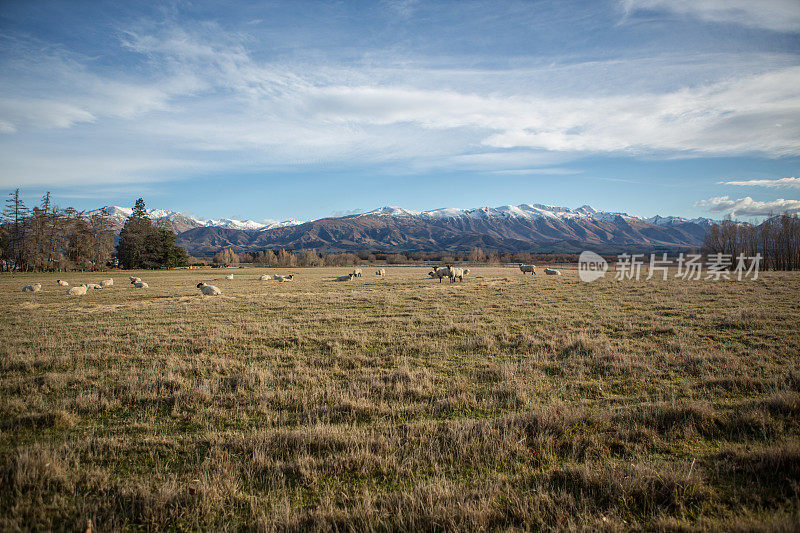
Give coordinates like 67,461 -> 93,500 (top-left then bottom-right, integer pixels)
100,278 -> 113,287
86,283 -> 103,290
519,264 -> 536,275
56,279 -> 69,286
129,277 -> 142,284
447,266 -> 470,282
131,280 -> 148,288
197,282 -> 221,295
376,268 -> 386,277
258,274 -> 271,281
544,268 -> 561,275
275,275 -> 294,282
352,268 -> 362,277
22,283 -> 42,292
67,285 -> 87,296
225,274 -> 234,280
428,266 -> 449,282
335,273 -> 355,282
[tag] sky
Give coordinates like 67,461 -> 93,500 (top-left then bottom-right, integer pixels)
1,0 -> 799,223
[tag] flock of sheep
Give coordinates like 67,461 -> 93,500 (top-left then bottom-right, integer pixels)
19,264 -> 562,297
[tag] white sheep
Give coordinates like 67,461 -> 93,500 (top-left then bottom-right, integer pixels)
129,276 -> 142,284
86,283 -> 103,290
258,274 -> 271,281
197,282 -> 221,295
275,274 -> 294,282
544,268 -> 562,275
376,268 -> 386,277
22,283 -> 42,292
519,264 -> 536,275
100,278 -> 113,287
67,284 -> 87,296
132,281 -> 149,288
56,279 -> 69,286
428,266 -> 449,283
225,274 -> 234,280
335,273 -> 355,282
352,268 -> 362,277
447,266 -> 469,282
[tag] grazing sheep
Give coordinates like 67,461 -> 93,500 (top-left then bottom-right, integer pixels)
335,273 -> 355,282
197,282 -> 221,295
519,264 -> 536,275
131,281 -> 149,288
67,284 -> 87,296
22,283 -> 42,293
447,266 -> 469,282
352,268 -> 362,277
86,283 -> 103,290
100,278 -> 113,287
428,266 -> 449,283
544,268 -> 562,275
129,276 -> 142,284
225,274 -> 234,280
56,279 -> 69,286
376,268 -> 386,277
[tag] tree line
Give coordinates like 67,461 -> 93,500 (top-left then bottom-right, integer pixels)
703,214 -> 800,271
1,191 -> 187,271
1,189 -> 115,271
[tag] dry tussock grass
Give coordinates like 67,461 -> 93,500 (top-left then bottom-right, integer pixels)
1,266 -> 799,530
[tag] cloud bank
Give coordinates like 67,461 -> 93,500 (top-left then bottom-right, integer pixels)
696,196 -> 800,216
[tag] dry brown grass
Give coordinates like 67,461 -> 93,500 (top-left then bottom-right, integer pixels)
1,266 -> 799,530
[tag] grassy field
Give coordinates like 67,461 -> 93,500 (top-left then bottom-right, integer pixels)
1,266 -> 799,531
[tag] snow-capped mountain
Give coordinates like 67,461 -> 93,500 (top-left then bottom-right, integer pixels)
90,206 -> 302,233
359,203 -> 652,224
175,202 -> 717,255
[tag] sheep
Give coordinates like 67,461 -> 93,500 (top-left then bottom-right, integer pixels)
258,274 -> 271,281
335,273 -> 355,282
225,274 -> 234,280
100,278 -> 113,287
131,281 -> 149,288
519,264 -> 536,275
129,276 -> 142,284
275,274 -> 294,282
56,279 -> 69,286
352,268 -> 362,277
22,283 -> 42,293
197,282 -> 221,295
447,266 -> 469,282
67,284 -> 87,296
86,283 -> 103,290
544,268 -> 562,275
428,266 -> 449,283
376,268 -> 386,277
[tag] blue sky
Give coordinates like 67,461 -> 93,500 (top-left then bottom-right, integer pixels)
1,0 -> 799,222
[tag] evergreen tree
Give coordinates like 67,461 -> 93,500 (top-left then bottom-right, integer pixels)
116,198 -> 188,269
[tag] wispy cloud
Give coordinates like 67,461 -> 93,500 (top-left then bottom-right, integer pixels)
621,0 -> 800,32
696,196 -> 800,216
2,11 -> 799,190
720,177 -> 800,189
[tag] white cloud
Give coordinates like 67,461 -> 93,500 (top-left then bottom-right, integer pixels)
2,22 -> 799,187
696,196 -> 800,216
721,177 -> 800,188
621,0 -> 800,32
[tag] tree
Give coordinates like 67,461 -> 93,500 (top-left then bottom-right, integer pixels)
213,248 -> 239,267
116,198 -> 187,269
2,188 -> 28,270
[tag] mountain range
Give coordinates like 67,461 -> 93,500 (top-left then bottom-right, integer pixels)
90,203 -> 714,256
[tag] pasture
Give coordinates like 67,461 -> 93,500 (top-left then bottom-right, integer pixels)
1,266 -> 799,530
